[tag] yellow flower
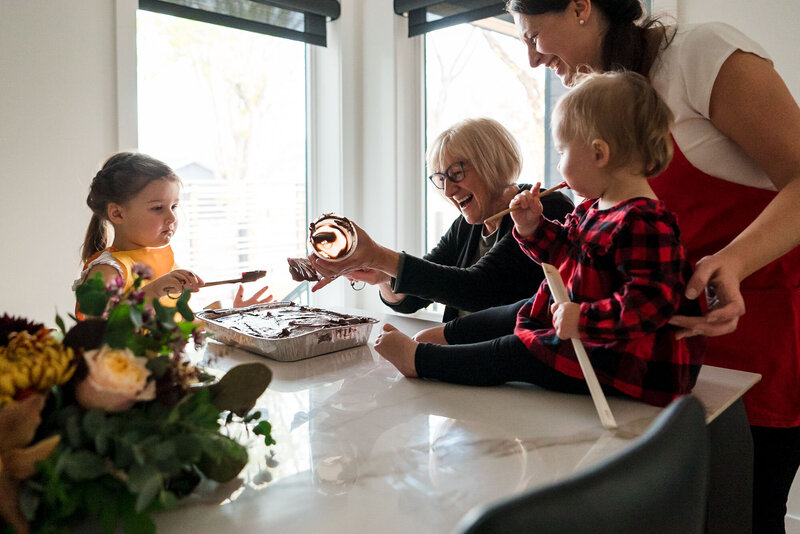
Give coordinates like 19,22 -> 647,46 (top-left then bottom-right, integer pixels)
0,329 -> 75,405
75,345 -> 156,412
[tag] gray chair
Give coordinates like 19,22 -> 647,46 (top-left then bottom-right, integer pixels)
454,395 -> 709,534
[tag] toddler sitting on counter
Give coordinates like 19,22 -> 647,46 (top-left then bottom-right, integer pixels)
374,71 -> 705,407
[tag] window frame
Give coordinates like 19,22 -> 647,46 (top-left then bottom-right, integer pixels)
121,0 -> 316,305
115,0 -> 678,314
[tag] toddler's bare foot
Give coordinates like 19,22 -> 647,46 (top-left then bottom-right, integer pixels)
412,325 -> 447,345
374,323 -> 418,377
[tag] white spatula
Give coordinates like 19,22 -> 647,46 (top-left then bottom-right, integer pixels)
542,262 -> 618,430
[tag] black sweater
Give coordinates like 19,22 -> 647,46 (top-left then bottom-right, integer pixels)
382,184 -> 574,322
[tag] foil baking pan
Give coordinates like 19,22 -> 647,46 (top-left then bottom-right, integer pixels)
196,302 -> 378,362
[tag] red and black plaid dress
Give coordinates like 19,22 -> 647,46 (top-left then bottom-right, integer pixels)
514,198 -> 705,407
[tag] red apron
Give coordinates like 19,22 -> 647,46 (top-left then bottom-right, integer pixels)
650,140 -> 800,427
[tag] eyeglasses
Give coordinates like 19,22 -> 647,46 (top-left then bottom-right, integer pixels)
428,161 -> 467,190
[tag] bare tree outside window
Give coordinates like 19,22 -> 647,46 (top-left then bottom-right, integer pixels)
425,22 -> 546,254
137,11 -> 307,307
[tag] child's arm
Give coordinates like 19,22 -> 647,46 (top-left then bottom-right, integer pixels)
577,217 -> 687,342
84,263 -> 123,286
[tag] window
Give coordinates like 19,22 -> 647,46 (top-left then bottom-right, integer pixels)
424,20 -> 546,253
137,10 -> 308,308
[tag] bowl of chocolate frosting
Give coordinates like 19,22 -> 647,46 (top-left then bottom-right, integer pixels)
309,214 -> 357,262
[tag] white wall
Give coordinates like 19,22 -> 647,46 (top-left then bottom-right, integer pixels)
674,3 -> 800,530
0,0 -> 419,321
0,1 -> 119,323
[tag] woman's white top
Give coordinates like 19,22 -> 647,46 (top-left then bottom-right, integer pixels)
649,22 -> 775,190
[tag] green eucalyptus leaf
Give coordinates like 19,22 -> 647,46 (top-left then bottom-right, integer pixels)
132,445 -> 146,466
177,321 -> 197,339
152,300 -> 175,327
150,440 -> 176,462
99,492 -> 121,534
95,431 -> 110,456
208,363 -> 272,417
63,450 -> 107,480
253,420 -> 276,446
122,509 -> 156,534
115,442 -> 134,469
127,335 -> 151,357
128,464 -> 162,514
172,434 -> 202,463
83,480 -> 105,518
196,434 -> 248,482
55,314 -> 67,335
18,485 -> 40,520
176,290 -> 194,321
65,412 -> 83,448
158,489 -> 178,510
82,409 -> 107,439
104,305 -> 137,349
129,306 -> 143,328
146,355 -> 171,379
75,273 -> 111,317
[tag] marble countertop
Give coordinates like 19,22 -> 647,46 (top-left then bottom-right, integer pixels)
153,311 -> 759,534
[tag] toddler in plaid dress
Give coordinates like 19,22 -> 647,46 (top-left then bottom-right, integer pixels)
375,71 -> 704,407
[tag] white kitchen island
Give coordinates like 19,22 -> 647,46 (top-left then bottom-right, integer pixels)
151,311 -> 759,534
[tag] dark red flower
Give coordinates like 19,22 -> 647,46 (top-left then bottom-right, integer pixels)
0,314 -> 45,346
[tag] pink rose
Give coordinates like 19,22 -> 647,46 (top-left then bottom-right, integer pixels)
75,346 -> 156,412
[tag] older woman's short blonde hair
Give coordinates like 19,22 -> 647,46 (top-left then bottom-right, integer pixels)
426,117 -> 523,196
553,70 -> 674,177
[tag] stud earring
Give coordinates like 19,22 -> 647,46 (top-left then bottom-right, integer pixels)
579,19 -> 585,25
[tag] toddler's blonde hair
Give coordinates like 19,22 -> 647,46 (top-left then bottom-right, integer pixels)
553,70 -> 674,177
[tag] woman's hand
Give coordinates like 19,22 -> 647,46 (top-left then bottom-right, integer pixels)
346,268 -> 390,286
146,269 -> 204,298
233,284 -> 274,308
510,184 -> 544,238
309,221 -> 401,292
669,254 -> 746,339
551,301 -> 580,340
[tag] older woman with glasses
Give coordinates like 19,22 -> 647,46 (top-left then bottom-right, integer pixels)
309,117 -> 573,321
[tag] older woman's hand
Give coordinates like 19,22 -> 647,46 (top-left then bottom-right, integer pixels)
669,254 -> 746,338
308,221 -> 401,292
346,268 -> 391,286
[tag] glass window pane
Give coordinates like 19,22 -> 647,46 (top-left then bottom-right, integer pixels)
137,10 -> 307,308
425,22 -> 546,254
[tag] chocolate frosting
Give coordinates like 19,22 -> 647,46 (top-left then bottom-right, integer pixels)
287,257 -> 321,282
211,302 -> 373,339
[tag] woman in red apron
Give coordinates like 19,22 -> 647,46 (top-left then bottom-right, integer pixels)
507,1 -> 800,532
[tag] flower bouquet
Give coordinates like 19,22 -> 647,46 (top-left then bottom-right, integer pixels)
0,266 -> 274,534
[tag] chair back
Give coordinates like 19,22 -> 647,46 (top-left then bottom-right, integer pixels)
454,395 -> 709,534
